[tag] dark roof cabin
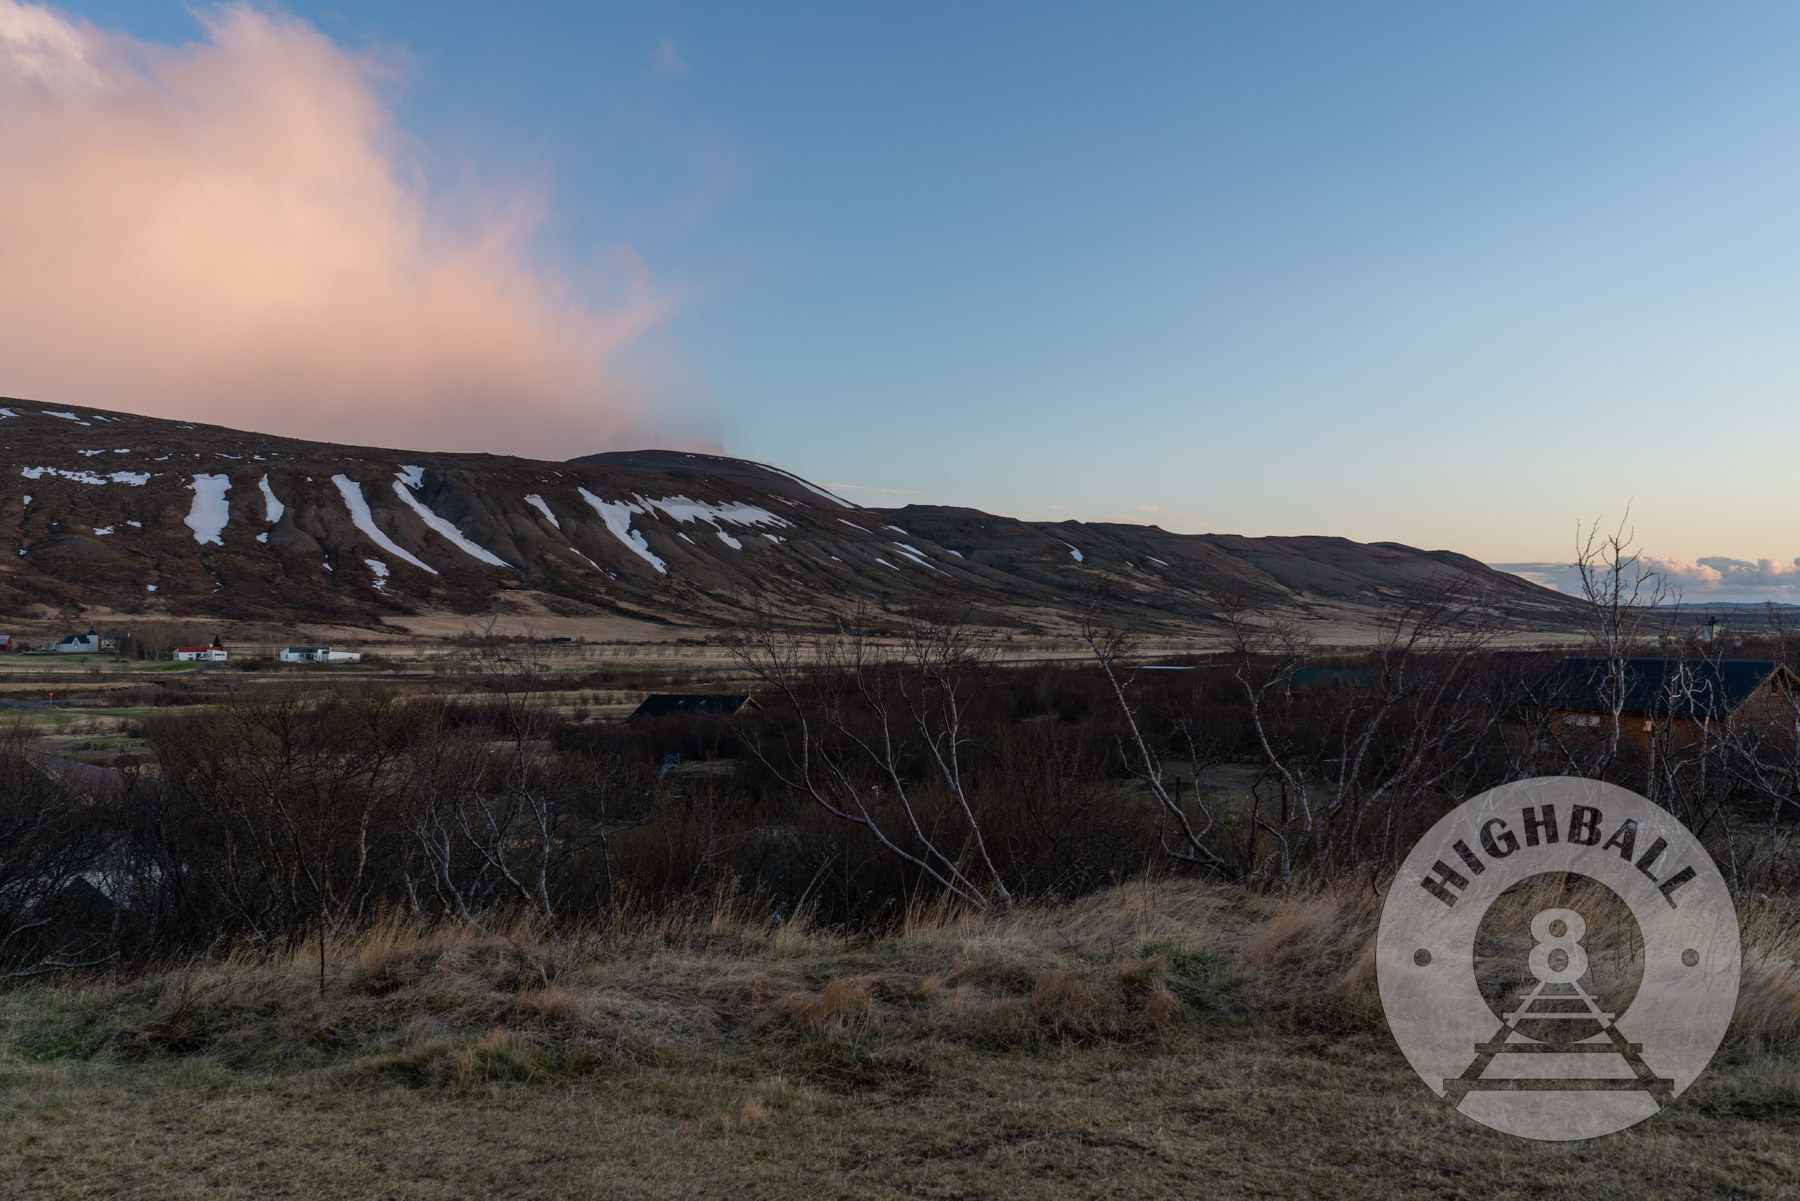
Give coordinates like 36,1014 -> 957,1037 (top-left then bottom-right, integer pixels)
629,694 -> 760,721
1523,657 -> 1799,743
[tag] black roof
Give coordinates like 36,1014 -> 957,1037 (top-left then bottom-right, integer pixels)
629,694 -> 753,720
1524,657 -> 1785,719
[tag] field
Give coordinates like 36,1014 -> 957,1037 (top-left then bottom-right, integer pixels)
4,626 -> 1800,1198
3,882 -> 1798,1200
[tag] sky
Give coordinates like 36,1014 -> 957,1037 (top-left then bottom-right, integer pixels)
5,2 -> 1800,600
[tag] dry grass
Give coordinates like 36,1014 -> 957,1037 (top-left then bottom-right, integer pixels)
1733,896 -> 1800,1052
3,879 -> 1799,1198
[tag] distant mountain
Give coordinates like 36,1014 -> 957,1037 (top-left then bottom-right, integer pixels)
0,399 -> 1583,634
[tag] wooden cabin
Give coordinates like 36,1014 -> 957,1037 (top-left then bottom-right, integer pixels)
1522,657 -> 1800,746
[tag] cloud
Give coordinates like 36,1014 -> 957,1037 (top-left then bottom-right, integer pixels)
1494,556 -> 1800,603
1639,555 -> 1725,586
648,37 -> 688,78
0,2 -> 703,458
1693,556 -> 1800,587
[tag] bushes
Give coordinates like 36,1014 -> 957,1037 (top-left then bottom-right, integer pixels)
9,635 -> 1800,976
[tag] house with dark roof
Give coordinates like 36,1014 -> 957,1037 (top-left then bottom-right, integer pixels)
1523,657 -> 1799,746
628,694 -> 760,721
55,628 -> 99,654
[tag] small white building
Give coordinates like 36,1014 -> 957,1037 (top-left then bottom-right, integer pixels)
174,645 -> 228,662
56,629 -> 99,653
280,646 -> 360,664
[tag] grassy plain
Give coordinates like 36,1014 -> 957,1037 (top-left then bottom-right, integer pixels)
2,882 -> 1796,1200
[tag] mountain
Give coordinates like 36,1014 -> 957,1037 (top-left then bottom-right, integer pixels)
0,399 -> 1583,635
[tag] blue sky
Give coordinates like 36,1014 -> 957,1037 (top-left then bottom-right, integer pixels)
20,1 -> 1800,597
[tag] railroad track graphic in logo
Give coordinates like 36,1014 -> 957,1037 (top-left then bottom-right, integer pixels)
1377,779 -> 1739,1140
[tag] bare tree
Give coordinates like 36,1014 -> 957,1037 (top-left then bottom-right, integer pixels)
149,686 -> 412,991
733,608 -> 1015,911
1575,510 -> 1668,762
0,725 -> 118,978
1090,577 -> 1516,882
1081,612 -> 1238,878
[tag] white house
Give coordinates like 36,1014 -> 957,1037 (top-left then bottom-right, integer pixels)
174,645 -> 228,662
56,629 -> 99,653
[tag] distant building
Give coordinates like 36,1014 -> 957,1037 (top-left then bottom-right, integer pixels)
0,635 -> 15,652
628,694 -> 760,721
551,636 -> 574,645
174,645 -> 228,662
56,628 -> 99,654
100,630 -> 124,651
1522,656 -> 1800,746
279,646 -> 360,664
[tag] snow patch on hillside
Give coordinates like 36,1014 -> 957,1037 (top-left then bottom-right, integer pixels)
396,465 -> 424,488
1061,541 -> 1084,563
391,476 -> 508,567
891,544 -> 942,572
332,475 -> 437,574
641,496 -> 791,529
42,410 -> 90,426
258,475 -> 284,524
21,466 -> 149,486
717,530 -> 742,550
758,464 -> 853,507
185,475 -> 231,545
524,494 -> 560,528
577,489 -> 666,574
364,559 -> 390,593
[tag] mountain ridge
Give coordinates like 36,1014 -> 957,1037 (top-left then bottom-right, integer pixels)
0,398 -> 1583,635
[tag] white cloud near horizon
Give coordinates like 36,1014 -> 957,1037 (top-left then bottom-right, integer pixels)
1495,555 -> 1800,603
0,1 -> 706,458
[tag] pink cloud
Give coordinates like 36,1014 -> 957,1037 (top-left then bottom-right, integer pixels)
1638,555 -> 1725,586
0,2 -> 704,457
1502,555 -> 1800,600
1692,556 -> 1800,588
